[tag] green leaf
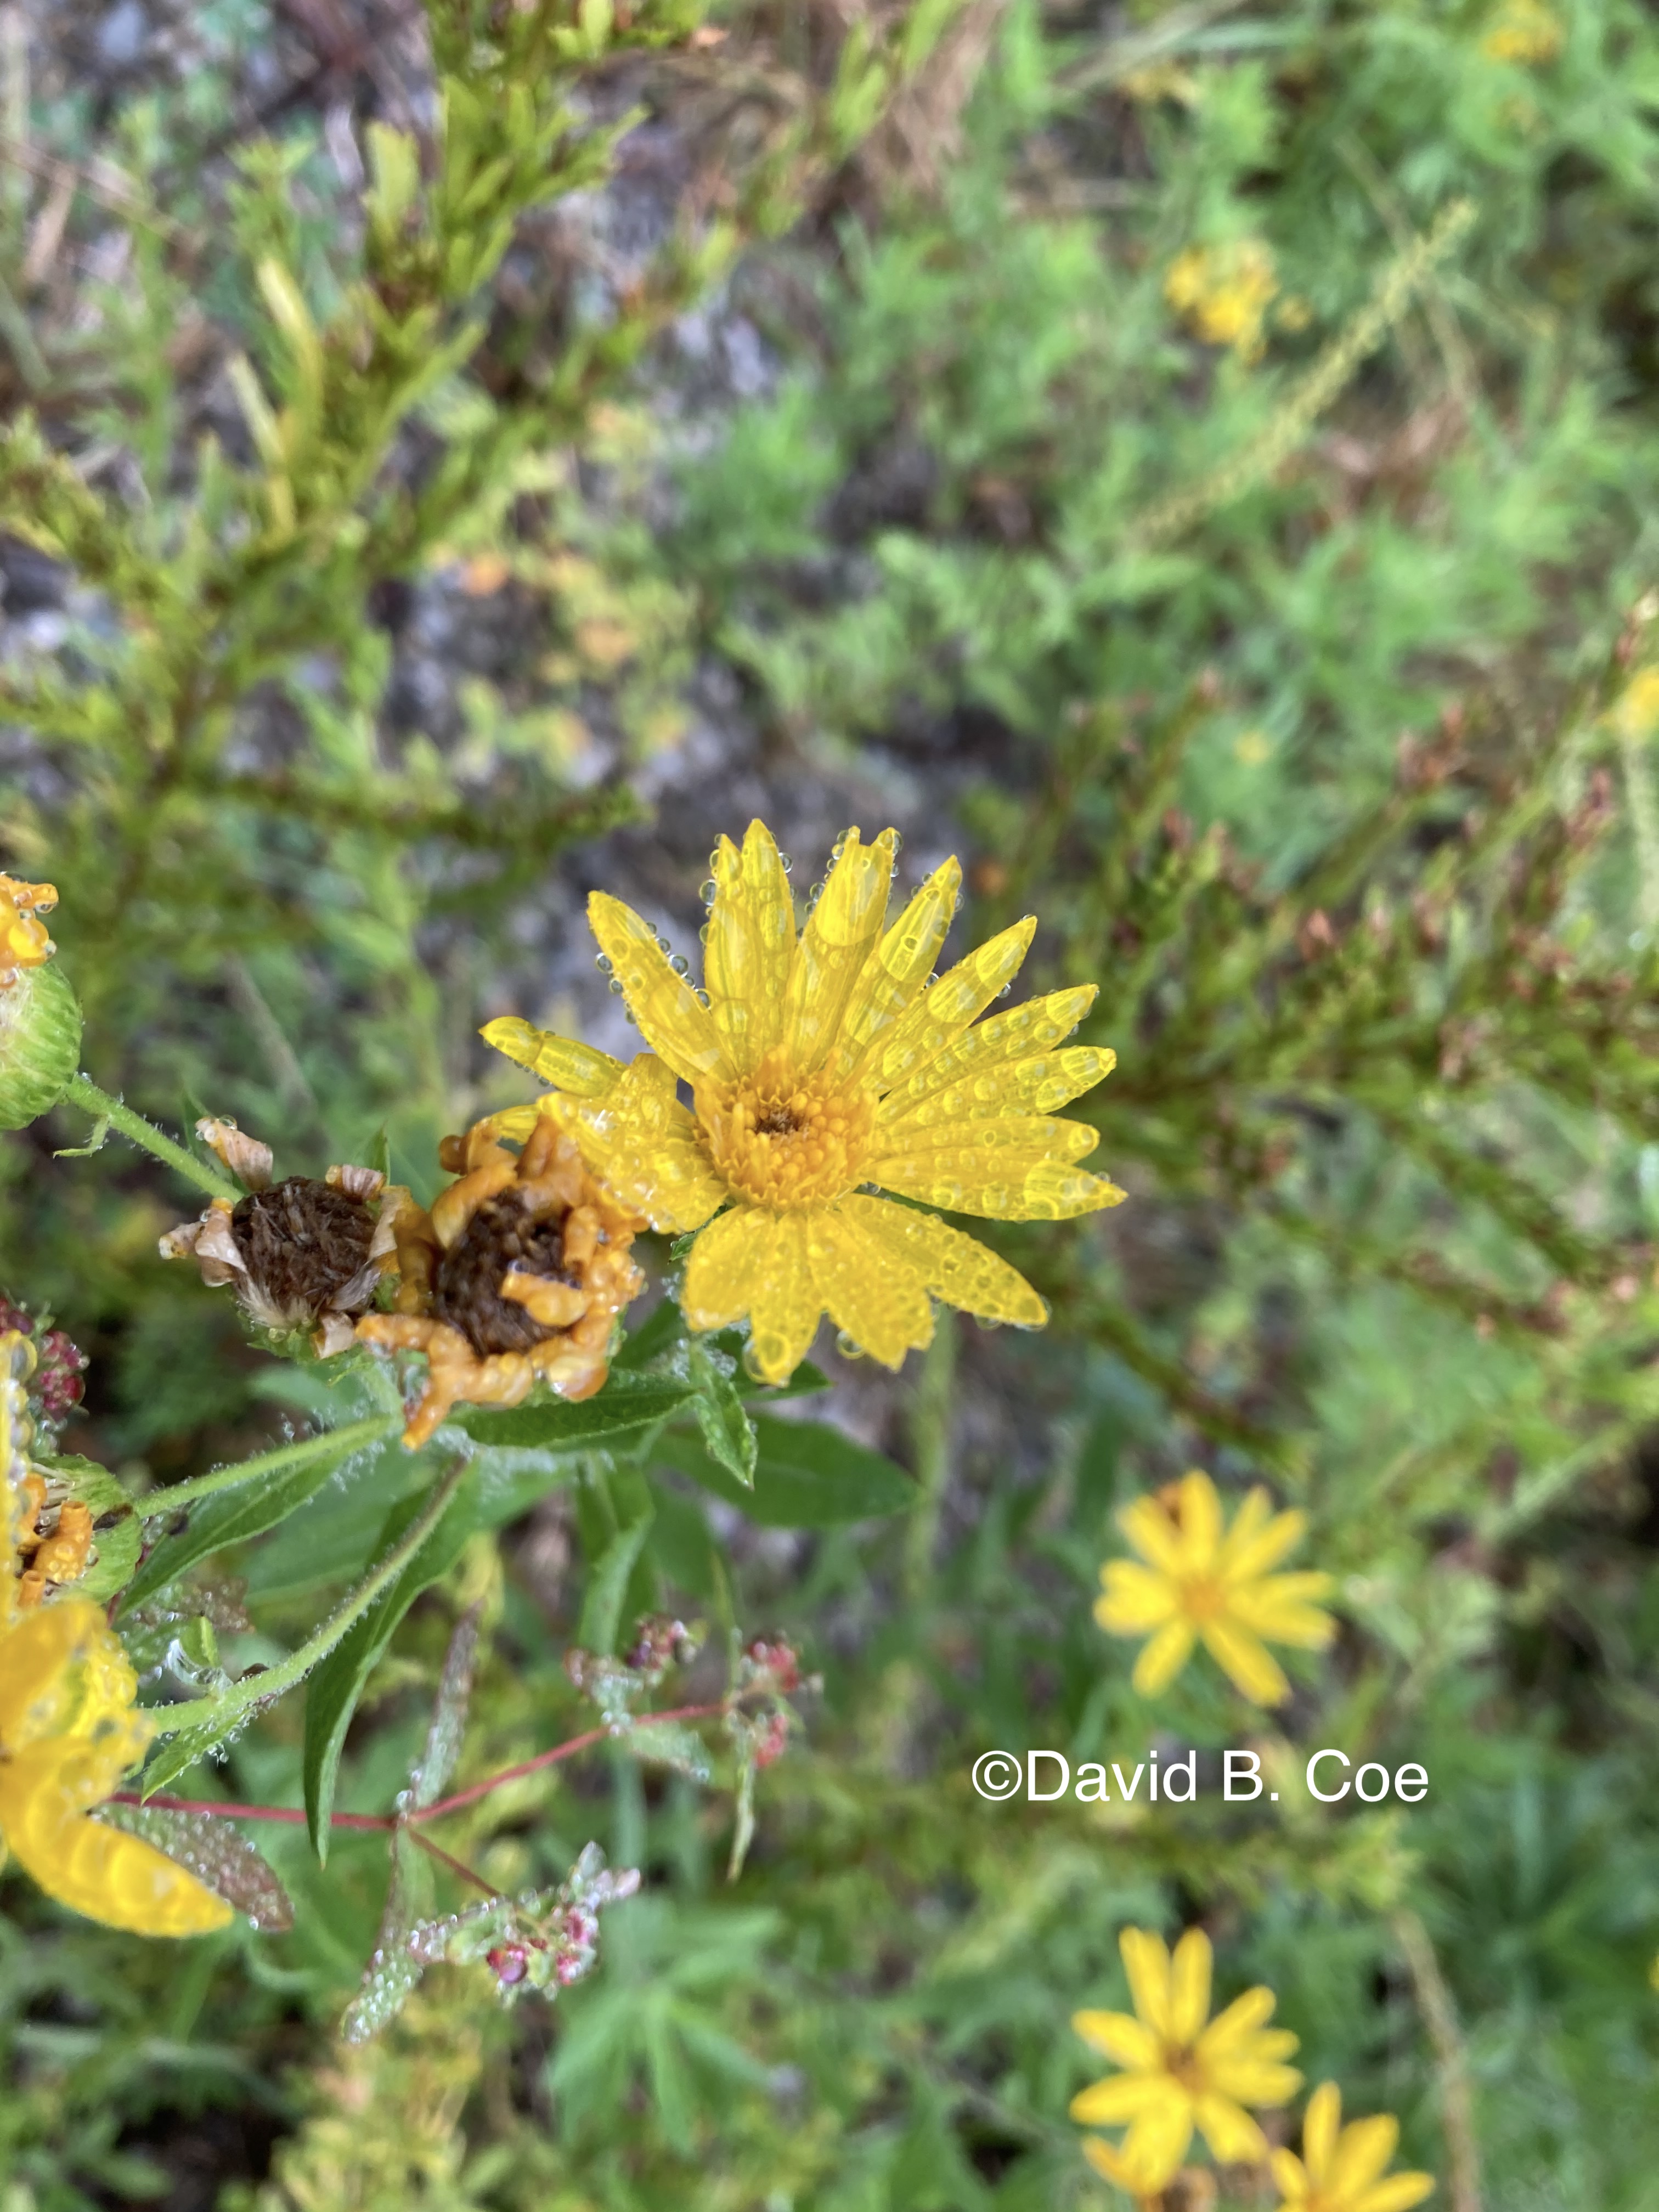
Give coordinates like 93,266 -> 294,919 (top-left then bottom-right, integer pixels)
42,1454 -> 139,1604
122,1426 -> 382,1612
687,1340 -> 755,1489
302,1476 -> 476,1859
453,1373 -> 697,1451
578,1508 -> 656,1656
655,1415 -> 915,1526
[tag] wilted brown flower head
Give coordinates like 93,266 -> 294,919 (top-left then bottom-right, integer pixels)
357,1112 -> 645,1448
160,1119 -> 410,1355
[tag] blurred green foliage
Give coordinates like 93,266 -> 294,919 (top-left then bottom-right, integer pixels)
5,0 -> 1659,2207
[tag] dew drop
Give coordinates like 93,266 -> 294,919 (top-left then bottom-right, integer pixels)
780,854 -> 793,874
700,880 -> 717,906
695,988 -> 711,1008
890,830 -> 903,855
608,978 -> 624,995
699,923 -> 710,943
595,954 -> 613,973
997,982 -> 1012,998
834,1329 -> 866,1360
669,953 -> 690,977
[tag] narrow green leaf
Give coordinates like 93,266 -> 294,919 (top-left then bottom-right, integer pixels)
654,1415 -> 915,1526
688,1340 -> 756,1489
454,1373 -> 696,1450
302,1480 -> 476,1860
578,1509 -> 655,1657
122,1426 -> 387,1612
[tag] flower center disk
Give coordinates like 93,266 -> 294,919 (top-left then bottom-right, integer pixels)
433,1191 -> 577,1356
230,1177 -> 374,1313
700,1054 -> 875,1211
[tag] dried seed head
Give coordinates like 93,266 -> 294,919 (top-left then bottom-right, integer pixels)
433,1192 -> 575,1358
229,1177 -> 377,1325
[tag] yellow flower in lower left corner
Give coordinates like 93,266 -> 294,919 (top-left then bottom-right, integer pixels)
0,1599 -> 232,1936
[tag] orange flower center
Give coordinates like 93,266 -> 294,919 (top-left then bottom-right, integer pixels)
1180,1575 -> 1228,1622
697,1049 -> 875,1210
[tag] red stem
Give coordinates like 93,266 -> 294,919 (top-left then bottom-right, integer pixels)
109,1699 -> 732,1832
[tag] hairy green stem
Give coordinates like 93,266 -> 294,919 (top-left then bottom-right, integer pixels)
64,1073 -> 239,1202
149,1455 -> 471,1740
137,1414 -> 404,1519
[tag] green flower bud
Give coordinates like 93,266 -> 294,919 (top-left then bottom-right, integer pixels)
0,961 -> 83,1129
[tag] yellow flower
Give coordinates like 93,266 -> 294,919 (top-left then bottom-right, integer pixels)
1,1335 -> 229,1936
0,1606 -> 232,1935
484,821 -> 1122,1384
1480,0 -> 1561,64
0,874 -> 56,988
1271,2083 -> 1434,2212
1095,1469 -> 1335,1704
1614,668 -> 1659,742
1071,1926 -> 1301,2196
1165,240 -> 1279,360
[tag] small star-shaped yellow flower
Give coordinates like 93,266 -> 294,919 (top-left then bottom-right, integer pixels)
1071,1925 -> 1301,2196
1272,2082 -> 1435,2212
1095,1469 -> 1336,1704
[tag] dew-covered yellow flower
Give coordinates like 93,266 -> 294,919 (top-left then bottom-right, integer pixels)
1272,2083 -> 1434,2212
1072,1926 -> 1301,2195
1481,0 -> 1561,64
484,821 -> 1122,1384
1,1335 -> 229,1937
0,874 -> 56,988
1165,239 -> 1279,360
1096,1470 -> 1335,1705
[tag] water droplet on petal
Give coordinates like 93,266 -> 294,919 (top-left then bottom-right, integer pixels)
669,954 -> 690,977
997,982 -> 1012,998
890,830 -> 903,854
834,1329 -> 866,1360
700,880 -> 717,906
699,923 -> 710,943
780,854 -> 793,874
596,954 -> 612,972
608,978 -> 624,995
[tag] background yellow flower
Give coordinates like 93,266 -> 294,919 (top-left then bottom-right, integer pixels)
1096,1469 -> 1336,1703
1071,1926 -> 1301,2195
485,819 -> 1121,1383
1272,2082 -> 1435,2211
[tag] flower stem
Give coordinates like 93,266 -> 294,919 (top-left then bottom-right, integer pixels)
408,1827 -> 499,1896
63,1072 -> 239,1203
149,1455 -> 472,1740
137,1413 -> 404,1519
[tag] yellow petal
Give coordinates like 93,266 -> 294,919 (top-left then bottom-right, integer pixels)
1229,1580 -> 1336,1649
838,1194 -> 1047,1328
1113,2096 -> 1197,2194
873,1112 -> 1099,1164
1356,2174 -> 1435,2212
1272,2147 -> 1311,2199
783,828 -> 898,1076
1192,2091 -> 1269,2164
877,983 -> 1098,1115
682,1205 -> 775,1331
559,1054 -> 726,1232
1330,2113 -> 1402,2198
1131,1616 -> 1197,1695
1197,1984 -> 1279,2053
1205,2054 -> 1304,2106
1301,2081 -> 1344,2182
1175,1471 -> 1223,1572
871,1148 -> 1124,1223
1094,1561 -> 1180,1634
1200,1618 -> 1291,1705
1072,2009 -> 1161,2069
1119,1927 -> 1175,2037
1069,2074 -> 1171,2125
1169,1927 -> 1213,2045
877,1045 -> 1115,1138
478,1019 -> 624,1099
828,859 -> 962,1084
1221,1497 -> 1308,1582
588,893 -> 726,1084
746,1213 -> 821,1384
0,1745 -> 230,1936
0,1600 -> 139,1753
1118,1494 -> 1188,1576
806,1205 -> 934,1370
873,917 -> 1039,1091
703,822 -> 797,1076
